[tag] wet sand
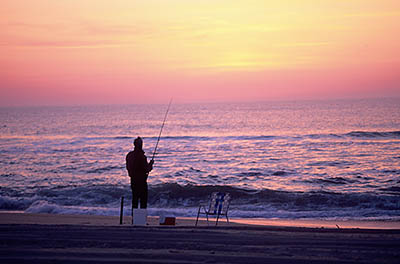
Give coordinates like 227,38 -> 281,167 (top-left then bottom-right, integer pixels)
0,213 -> 399,263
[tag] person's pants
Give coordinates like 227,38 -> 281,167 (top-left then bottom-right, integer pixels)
131,183 -> 148,209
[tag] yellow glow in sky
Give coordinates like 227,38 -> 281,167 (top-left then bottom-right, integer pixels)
0,0 -> 399,105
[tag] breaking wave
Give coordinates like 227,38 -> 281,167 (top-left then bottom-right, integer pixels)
345,131 -> 400,138
148,131 -> 400,140
1,183 -> 399,219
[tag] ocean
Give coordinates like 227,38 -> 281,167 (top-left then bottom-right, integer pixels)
1,99 -> 400,220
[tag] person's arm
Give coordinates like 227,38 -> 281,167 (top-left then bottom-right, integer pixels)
148,159 -> 154,172
126,154 -> 129,171
145,156 -> 153,173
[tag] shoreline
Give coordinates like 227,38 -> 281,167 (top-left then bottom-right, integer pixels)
1,212 -> 399,230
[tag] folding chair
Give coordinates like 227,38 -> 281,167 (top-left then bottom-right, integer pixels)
195,192 -> 230,226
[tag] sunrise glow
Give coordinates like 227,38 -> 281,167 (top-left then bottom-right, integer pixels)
1,0 -> 399,105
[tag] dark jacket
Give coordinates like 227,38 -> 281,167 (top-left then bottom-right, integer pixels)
126,149 -> 153,185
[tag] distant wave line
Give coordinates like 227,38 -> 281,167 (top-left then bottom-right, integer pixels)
1,130 -> 400,141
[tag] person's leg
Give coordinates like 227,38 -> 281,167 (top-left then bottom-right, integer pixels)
140,183 -> 148,209
131,185 -> 139,209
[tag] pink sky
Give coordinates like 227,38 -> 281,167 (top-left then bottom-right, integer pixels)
1,0 -> 399,106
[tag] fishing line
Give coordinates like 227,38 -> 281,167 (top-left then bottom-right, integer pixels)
151,98 -> 172,161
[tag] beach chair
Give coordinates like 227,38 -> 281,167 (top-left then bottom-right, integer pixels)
195,192 -> 231,226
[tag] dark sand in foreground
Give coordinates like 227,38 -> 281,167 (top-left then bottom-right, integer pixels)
1,213 -> 399,263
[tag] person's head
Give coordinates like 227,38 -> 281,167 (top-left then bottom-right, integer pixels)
133,137 -> 143,150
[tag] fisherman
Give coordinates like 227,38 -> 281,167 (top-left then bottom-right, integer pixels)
126,137 -> 154,209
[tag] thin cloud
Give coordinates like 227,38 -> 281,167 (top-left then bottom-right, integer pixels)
1,20 -> 158,48
343,11 -> 400,18
0,39 -> 133,48
277,42 -> 331,47
78,21 -> 157,37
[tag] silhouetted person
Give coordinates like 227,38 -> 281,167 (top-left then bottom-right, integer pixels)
126,137 -> 154,209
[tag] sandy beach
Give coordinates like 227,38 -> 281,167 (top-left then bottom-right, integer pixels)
1,213 -> 399,263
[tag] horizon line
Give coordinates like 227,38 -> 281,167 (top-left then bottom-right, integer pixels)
1,96 -> 399,108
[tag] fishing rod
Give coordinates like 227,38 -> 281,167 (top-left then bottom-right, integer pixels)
151,98 -> 172,161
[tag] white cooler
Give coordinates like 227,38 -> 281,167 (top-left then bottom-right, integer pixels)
132,209 -> 147,226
